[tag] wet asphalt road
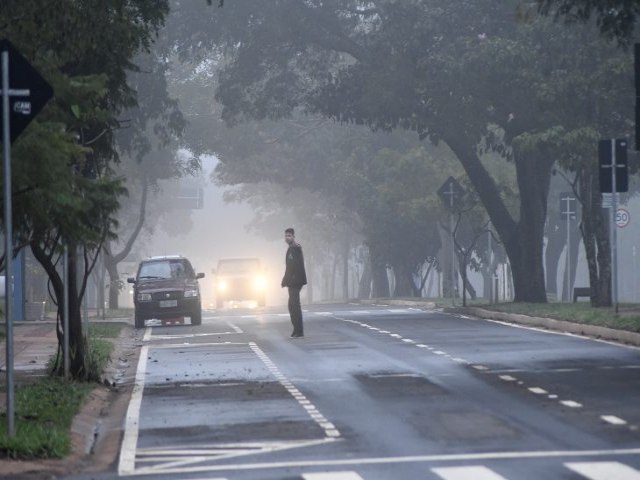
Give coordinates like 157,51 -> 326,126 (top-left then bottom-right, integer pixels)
70,304 -> 640,480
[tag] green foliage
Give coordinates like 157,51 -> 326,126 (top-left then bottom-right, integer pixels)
88,322 -> 127,338
535,0 -> 640,44
0,379 -> 92,459
85,338 -> 114,383
1,1 -> 174,379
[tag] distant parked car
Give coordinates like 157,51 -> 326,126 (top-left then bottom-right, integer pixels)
128,256 -> 205,328
214,258 -> 266,308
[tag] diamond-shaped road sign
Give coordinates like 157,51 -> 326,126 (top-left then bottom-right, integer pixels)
437,176 -> 466,210
0,39 -> 53,143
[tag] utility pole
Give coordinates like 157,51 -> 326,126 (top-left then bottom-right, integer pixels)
610,139 -> 619,314
560,193 -> 576,302
599,139 -> 628,314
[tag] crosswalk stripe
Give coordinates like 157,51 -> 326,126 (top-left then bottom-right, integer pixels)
432,465 -> 508,480
302,472 -> 364,479
565,462 -> 640,479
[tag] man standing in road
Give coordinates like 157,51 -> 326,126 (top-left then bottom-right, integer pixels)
281,227 -> 307,338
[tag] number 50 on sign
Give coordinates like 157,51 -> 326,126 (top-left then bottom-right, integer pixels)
616,208 -> 631,228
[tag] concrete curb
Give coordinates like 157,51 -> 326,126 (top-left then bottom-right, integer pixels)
447,306 -> 640,348
0,325 -> 141,479
359,298 -> 437,309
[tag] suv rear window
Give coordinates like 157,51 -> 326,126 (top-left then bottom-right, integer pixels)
138,259 -> 195,280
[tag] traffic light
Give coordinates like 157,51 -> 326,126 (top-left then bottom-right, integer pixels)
598,139 -> 628,193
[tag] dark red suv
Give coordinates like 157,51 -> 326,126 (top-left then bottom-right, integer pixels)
128,256 -> 205,328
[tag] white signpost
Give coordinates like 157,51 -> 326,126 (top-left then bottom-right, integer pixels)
1,39 -> 53,437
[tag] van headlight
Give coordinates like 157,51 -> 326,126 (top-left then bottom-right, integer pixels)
254,276 -> 266,291
184,289 -> 199,298
217,280 -> 228,292
137,293 -> 152,301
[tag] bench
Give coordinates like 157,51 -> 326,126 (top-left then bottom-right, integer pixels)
573,287 -> 591,303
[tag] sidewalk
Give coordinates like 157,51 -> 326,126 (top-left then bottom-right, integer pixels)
0,322 -> 58,376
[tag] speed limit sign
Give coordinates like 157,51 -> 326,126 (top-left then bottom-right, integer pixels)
616,208 -> 631,228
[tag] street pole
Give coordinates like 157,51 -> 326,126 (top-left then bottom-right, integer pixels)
565,199 -> 571,303
450,192 -> 455,306
63,245 -> 69,379
2,48 -> 34,436
488,226 -> 492,303
634,245 -> 638,302
2,48 -> 15,438
610,140 -> 619,314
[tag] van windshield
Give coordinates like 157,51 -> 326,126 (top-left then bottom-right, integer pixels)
218,259 -> 260,274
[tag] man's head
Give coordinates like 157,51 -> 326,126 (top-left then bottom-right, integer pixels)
285,227 -> 295,245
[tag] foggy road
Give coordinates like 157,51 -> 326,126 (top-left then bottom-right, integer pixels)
78,304 -> 640,480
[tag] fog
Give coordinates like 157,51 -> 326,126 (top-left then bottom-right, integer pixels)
123,155 -> 290,309
17,0 -> 640,315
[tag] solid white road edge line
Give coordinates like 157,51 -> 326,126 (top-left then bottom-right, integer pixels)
479,317 -> 640,352
118,344 -> 150,476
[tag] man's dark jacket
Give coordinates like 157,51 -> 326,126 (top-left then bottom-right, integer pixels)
281,244 -> 307,288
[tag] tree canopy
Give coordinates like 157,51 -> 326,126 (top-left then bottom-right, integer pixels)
1,0 -> 174,378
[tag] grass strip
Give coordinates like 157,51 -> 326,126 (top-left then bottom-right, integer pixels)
0,320 -> 125,458
0,378 -> 92,458
88,321 -> 127,339
480,302 -> 640,332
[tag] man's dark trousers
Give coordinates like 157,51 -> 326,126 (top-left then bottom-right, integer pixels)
288,286 -> 303,336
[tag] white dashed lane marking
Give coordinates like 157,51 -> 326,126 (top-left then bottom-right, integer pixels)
601,415 -> 628,426
528,387 -> 548,395
249,342 -> 341,440
334,311 -> 638,437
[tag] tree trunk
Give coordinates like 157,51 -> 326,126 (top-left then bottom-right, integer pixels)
507,153 -> 553,302
330,253 -> 338,300
463,273 -> 477,301
369,243 -> 390,298
103,181 -> 148,310
66,243 -> 86,377
578,165 -> 611,306
31,240 -> 86,379
392,263 -> 414,298
446,138 -> 551,303
342,239 -> 349,300
105,255 -> 121,310
438,224 -> 458,298
358,255 -> 372,299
